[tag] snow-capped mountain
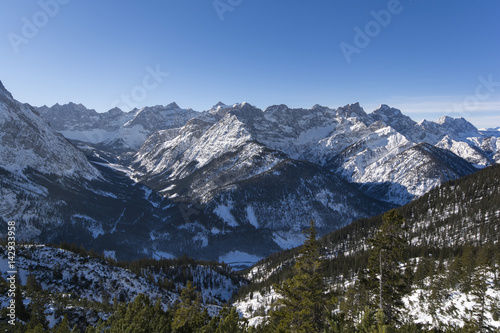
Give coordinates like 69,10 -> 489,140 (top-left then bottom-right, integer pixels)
2,78 -> 499,266
133,101 -> 494,205
36,102 -> 198,152
351,143 -> 478,204
0,81 -> 175,258
0,81 -> 99,180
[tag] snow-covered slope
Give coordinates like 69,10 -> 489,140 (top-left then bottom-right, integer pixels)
0,244 -> 245,328
234,164 -> 500,329
3,77 -> 499,265
435,135 -> 495,167
368,105 -> 498,167
0,81 -> 100,179
134,106 -> 287,200
0,245 -> 241,306
36,102 -> 199,151
36,96 -> 498,203
134,101 -> 493,206
204,159 -> 391,246
355,143 -> 477,204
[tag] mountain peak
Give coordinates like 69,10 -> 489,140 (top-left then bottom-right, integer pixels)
374,104 -> 394,112
209,101 -> 233,116
107,107 -> 124,115
479,126 -> 500,132
337,102 -> 368,121
166,102 -> 180,109
239,102 -> 251,108
311,104 -> 327,110
345,102 -> 364,112
0,80 -> 13,99
436,115 -> 478,133
369,104 -> 417,136
373,104 -> 402,115
233,102 -> 255,110
436,115 -> 454,124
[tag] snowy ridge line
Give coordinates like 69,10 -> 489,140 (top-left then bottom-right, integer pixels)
0,244 -> 245,307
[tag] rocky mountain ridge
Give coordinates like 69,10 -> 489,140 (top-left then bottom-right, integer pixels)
0,79 -> 498,266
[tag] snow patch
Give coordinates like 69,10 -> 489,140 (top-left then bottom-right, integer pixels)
246,206 -> 259,228
272,231 -> 306,249
219,251 -> 263,269
214,204 -> 239,227
103,250 -> 116,260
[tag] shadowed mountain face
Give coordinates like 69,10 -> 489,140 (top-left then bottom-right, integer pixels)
1,80 -> 498,265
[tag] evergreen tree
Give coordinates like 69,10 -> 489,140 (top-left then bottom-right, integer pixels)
172,281 -> 209,332
102,293 -> 171,333
25,323 -> 45,333
460,245 -> 475,293
27,297 -> 48,331
465,246 -> 494,333
366,209 -> 408,325
356,306 -> 377,333
26,274 -> 42,293
446,254 -> 462,289
268,220 -> 334,332
53,315 -> 71,333
339,276 -> 370,328
14,283 -> 30,322
203,306 -> 247,333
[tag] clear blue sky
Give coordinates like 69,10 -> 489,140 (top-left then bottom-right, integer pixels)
1,0 -> 499,128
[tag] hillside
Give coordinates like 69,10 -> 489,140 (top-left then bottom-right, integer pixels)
0,243 -> 245,331
234,164 -> 500,330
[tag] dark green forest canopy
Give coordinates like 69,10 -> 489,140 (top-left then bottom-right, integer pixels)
237,163 -> 500,296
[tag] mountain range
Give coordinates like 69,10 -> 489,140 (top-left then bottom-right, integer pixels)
1,79 -> 499,265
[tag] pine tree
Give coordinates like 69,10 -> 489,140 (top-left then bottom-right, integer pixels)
27,297 -> 48,331
460,245 -> 475,293
54,315 -> 71,333
446,254 -> 462,289
14,282 -> 30,322
102,293 -> 171,333
357,306 -> 376,333
172,281 -> 209,332
366,209 -> 408,326
25,323 -> 45,333
203,306 -> 247,332
339,276 -> 370,328
26,274 -> 42,293
269,220 -> 335,332
466,246 -> 494,333
489,242 -> 500,289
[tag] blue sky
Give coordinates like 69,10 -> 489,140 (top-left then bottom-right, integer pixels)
0,0 -> 499,128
